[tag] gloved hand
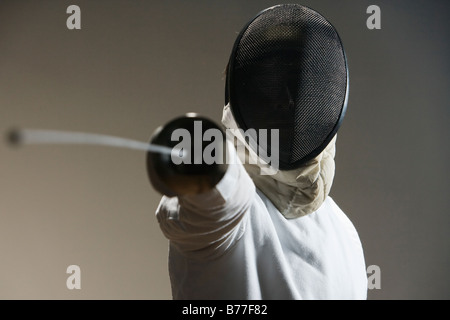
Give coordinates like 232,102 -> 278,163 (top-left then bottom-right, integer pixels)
146,113 -> 228,197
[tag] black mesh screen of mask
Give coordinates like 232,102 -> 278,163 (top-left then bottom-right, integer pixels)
226,4 -> 348,170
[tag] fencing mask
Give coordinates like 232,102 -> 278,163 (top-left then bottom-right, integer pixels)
225,4 -> 348,171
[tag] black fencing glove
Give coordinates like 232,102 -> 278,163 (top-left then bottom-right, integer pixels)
146,113 -> 228,197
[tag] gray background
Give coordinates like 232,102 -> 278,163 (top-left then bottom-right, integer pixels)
0,0 -> 449,299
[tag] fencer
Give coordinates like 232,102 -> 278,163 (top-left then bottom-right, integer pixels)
147,4 -> 367,300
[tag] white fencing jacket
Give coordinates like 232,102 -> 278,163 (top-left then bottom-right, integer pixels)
155,106 -> 367,300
